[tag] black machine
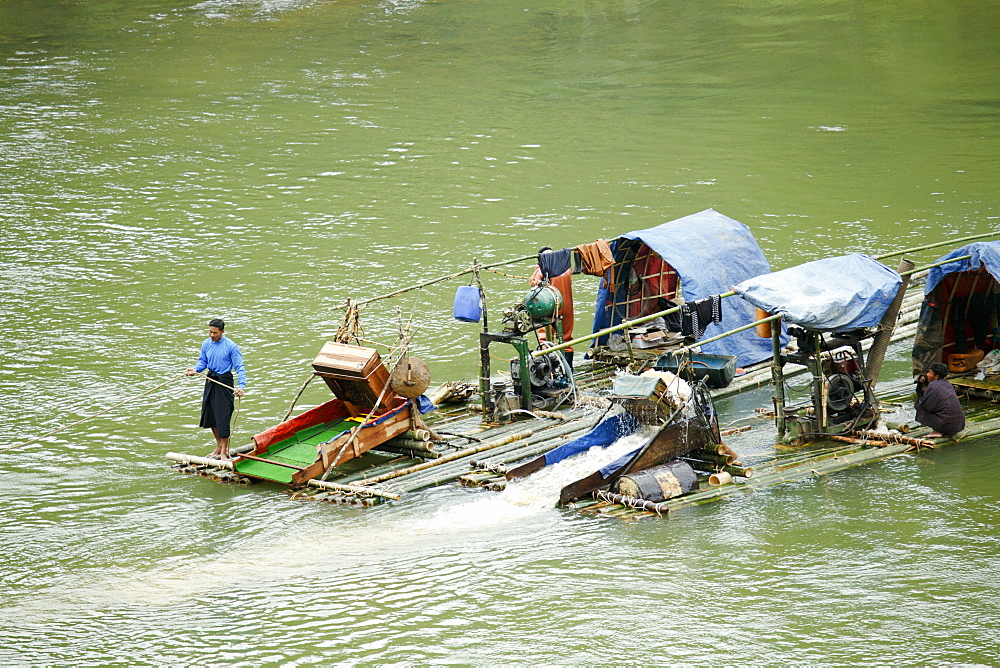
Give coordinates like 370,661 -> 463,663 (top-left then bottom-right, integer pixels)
776,326 -> 881,443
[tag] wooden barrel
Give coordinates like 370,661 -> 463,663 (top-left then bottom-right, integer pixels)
612,460 -> 697,502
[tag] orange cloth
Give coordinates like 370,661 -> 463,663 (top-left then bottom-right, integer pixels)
576,239 -> 615,288
530,267 -> 574,351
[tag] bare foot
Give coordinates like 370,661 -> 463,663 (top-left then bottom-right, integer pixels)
927,431 -> 942,438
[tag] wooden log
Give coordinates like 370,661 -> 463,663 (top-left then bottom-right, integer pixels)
827,434 -> 892,448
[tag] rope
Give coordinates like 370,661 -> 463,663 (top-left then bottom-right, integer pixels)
0,373 -> 188,454
482,266 -> 531,281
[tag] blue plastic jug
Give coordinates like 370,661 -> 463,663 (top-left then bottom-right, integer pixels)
453,285 -> 482,322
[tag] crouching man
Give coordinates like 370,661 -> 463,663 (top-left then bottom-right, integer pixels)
915,362 -> 965,438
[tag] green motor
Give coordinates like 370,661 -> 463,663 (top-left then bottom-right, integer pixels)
523,284 -> 563,326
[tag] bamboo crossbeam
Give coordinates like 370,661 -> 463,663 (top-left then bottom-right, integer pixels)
307,478 -> 401,500
851,430 -> 934,449
392,423 -> 591,490
594,490 -> 669,514
355,429 -> 535,485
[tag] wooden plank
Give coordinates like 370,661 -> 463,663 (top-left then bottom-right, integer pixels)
951,376 -> 1000,391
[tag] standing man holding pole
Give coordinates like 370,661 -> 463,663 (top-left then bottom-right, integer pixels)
185,318 -> 246,460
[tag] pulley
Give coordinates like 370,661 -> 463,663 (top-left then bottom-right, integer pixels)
826,373 -> 856,412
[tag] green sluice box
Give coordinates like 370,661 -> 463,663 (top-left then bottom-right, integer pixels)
234,419 -> 353,484
653,351 -> 737,388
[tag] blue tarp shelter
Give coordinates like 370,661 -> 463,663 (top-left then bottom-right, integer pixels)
912,241 -> 1000,374
734,254 -> 902,332
924,241 -> 1000,294
592,209 -> 775,367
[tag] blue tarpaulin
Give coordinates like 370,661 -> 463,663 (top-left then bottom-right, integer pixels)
592,209 -> 776,367
924,241 -> 1000,294
734,254 -> 902,332
542,411 -> 641,466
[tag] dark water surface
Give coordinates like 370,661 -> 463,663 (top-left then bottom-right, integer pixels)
2,0 -> 1000,664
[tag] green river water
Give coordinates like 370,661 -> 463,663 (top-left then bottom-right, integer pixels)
2,0 -> 1000,664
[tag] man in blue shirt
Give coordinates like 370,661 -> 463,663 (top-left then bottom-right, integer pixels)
185,318 -> 247,460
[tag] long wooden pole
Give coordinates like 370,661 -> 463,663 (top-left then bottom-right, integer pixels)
1,374 -> 188,455
901,255 -> 972,276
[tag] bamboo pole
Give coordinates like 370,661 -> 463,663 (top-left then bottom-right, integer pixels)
393,423 -> 590,489
530,290 -> 740,357
875,231 -> 998,260
355,429 -> 535,485
281,372 -> 317,422
354,253 -> 538,307
2,374 -> 188,455
901,255 -> 972,277
392,419 -> 599,492
329,457 -> 423,484
166,452 -> 235,469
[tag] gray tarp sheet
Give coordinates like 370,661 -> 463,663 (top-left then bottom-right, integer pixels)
734,254 -> 902,332
592,209 -> 776,367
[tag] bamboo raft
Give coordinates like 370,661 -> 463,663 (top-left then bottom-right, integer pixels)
164,232 -> 1000,517
164,280 -> 944,512
169,364 -> 1000,516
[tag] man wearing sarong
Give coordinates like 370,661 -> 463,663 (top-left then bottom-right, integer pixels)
185,318 -> 246,459
915,362 -> 965,438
